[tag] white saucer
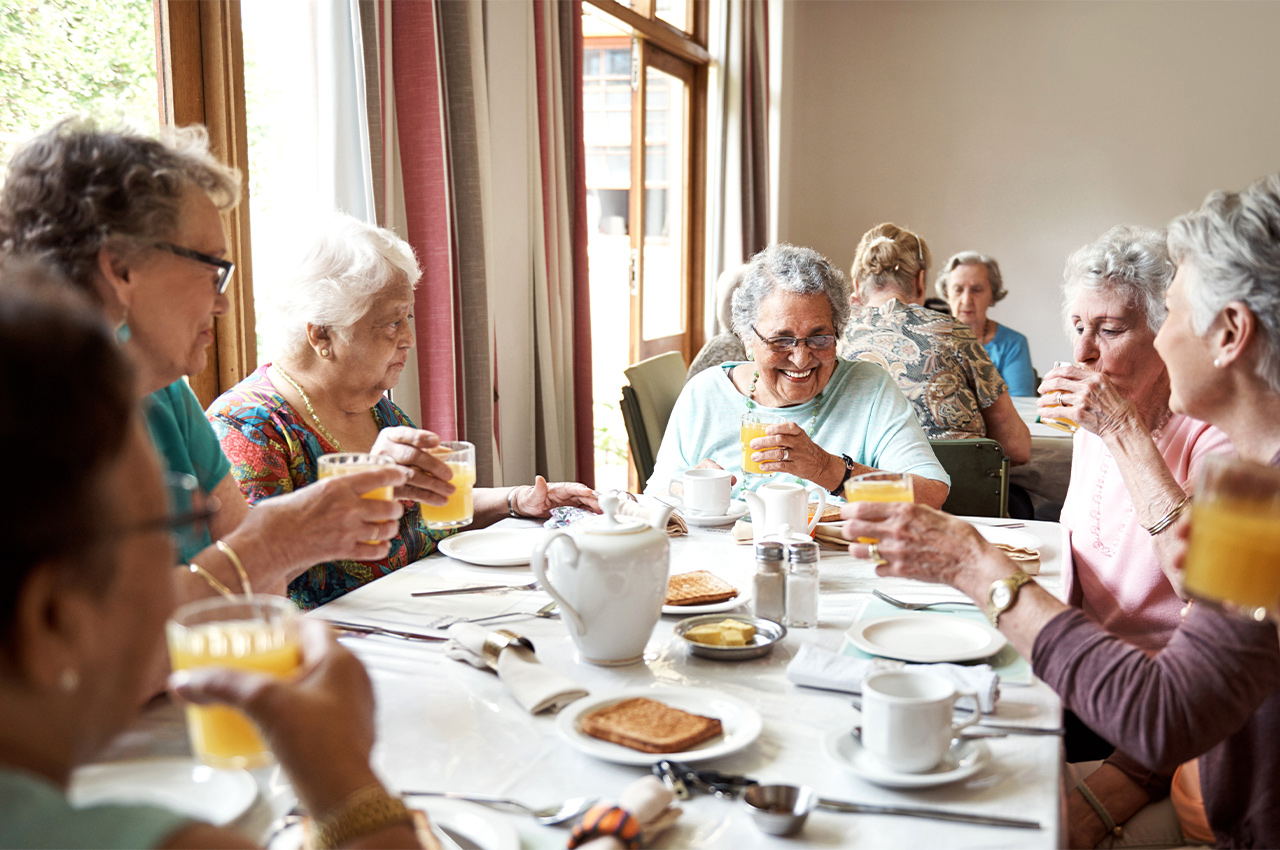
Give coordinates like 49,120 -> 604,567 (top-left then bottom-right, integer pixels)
68,758 -> 257,826
825,731 -> 991,789
846,614 -> 1007,663
680,500 -> 749,527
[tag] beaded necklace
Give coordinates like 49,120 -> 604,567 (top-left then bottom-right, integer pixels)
274,364 -> 377,451
744,368 -> 824,435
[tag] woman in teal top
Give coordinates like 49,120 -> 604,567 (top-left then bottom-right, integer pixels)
936,251 -> 1038,396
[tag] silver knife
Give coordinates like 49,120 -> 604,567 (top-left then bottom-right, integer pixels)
818,798 -> 1040,829
411,583 -> 531,597
322,620 -> 448,641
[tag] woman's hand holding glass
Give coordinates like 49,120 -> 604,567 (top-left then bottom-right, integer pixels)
1037,362 -> 1141,439
371,426 -> 457,505
839,501 -> 995,591
748,420 -> 842,489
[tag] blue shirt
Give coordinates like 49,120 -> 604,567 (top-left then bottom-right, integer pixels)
984,323 -> 1037,397
646,359 -> 948,499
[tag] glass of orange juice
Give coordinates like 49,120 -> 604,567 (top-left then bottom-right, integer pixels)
741,412 -> 785,476
420,440 -> 476,529
1183,455 -> 1280,620
167,595 -> 302,769
317,452 -> 397,501
844,471 -> 914,503
1040,360 -> 1081,433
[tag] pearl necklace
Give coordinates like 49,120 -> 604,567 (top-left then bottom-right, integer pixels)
274,364 -> 362,451
745,368 -> 824,435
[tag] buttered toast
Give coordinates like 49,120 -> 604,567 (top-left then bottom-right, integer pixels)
579,697 -> 723,753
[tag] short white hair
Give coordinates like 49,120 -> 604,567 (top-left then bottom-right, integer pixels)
732,243 -> 850,342
1061,225 -> 1173,336
271,214 -> 420,360
936,251 -> 1007,304
1168,173 -> 1280,394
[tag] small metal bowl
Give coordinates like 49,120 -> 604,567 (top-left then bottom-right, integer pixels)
740,783 -> 817,835
674,614 -> 786,661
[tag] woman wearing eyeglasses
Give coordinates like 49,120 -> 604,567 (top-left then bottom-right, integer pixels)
839,223 -> 1031,466
646,243 -> 949,505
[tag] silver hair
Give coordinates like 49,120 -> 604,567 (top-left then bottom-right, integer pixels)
271,214 -> 421,360
731,243 -> 851,342
1168,173 -> 1280,394
936,251 -> 1007,304
1061,225 -> 1173,335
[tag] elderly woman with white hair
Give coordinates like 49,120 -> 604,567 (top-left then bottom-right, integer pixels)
936,252 -> 1037,396
647,242 -> 949,506
208,215 -> 596,609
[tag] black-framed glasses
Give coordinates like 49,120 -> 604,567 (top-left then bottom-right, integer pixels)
752,326 -> 837,353
153,241 -> 236,295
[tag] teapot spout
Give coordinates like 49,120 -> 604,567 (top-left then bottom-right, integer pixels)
649,502 -> 675,532
742,490 -> 764,529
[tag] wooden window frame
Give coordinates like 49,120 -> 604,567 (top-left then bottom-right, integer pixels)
156,0 -> 256,407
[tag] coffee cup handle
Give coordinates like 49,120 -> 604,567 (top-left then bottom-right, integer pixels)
805,488 -> 828,534
950,689 -> 980,736
531,532 -> 585,635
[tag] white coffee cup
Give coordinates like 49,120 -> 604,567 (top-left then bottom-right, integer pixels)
860,670 -> 978,773
682,468 -> 732,516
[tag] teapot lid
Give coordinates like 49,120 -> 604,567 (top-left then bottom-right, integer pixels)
579,492 -> 649,535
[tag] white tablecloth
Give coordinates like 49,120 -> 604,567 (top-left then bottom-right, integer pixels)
308,515 -> 1071,849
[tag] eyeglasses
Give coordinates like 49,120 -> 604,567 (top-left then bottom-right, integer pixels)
109,473 -> 220,552
153,241 -> 236,295
752,326 -> 837,353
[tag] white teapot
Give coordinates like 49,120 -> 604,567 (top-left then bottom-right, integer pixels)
531,494 -> 672,666
742,480 -> 827,542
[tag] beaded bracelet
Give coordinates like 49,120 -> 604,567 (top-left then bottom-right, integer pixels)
1144,494 -> 1191,535
568,803 -> 642,849
312,783 -> 413,850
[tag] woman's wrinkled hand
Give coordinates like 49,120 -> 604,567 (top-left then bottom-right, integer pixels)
752,421 -> 831,485
1037,363 -> 1140,439
513,476 -> 601,518
371,426 -> 456,505
840,501 -> 991,588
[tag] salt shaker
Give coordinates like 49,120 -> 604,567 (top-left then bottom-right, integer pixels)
753,540 -> 786,623
785,540 -> 820,628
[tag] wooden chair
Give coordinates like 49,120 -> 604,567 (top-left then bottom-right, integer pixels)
928,438 -> 1009,518
619,351 -> 687,492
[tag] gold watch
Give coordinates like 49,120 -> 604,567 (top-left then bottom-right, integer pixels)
985,570 -> 1034,627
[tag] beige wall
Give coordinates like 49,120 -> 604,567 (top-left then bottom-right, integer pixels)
775,0 -> 1280,378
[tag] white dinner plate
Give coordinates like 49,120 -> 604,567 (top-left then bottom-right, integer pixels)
557,686 -> 763,765
662,577 -> 751,616
438,529 -> 549,567
846,614 -> 1007,663
825,731 -> 991,789
971,524 -> 1041,552
679,499 -> 749,527
274,798 -> 518,850
68,758 -> 257,826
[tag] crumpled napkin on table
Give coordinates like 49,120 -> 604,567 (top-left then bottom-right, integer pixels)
445,622 -> 589,714
572,776 -> 680,849
547,501 -> 687,537
785,643 -> 1000,713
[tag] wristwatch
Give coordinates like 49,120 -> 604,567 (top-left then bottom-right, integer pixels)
985,570 -> 1034,628
830,454 -> 855,497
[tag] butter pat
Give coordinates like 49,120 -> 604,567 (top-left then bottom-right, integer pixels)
685,619 -> 756,646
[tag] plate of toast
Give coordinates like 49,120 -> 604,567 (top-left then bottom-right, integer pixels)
662,570 -> 750,615
557,687 -> 763,765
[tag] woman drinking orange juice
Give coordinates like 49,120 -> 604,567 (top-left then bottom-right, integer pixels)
207,214 -> 597,609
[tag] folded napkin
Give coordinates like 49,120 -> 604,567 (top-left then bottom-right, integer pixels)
575,776 -> 680,849
785,643 -> 1000,713
547,500 -> 686,537
993,543 -> 1041,575
445,623 -> 589,714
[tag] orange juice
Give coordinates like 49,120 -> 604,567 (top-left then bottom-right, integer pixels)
1183,499 -> 1280,614
167,599 -> 301,769
1039,411 -> 1080,433
844,473 -> 914,503
317,453 -> 396,501
420,461 -> 476,528
740,421 -> 770,474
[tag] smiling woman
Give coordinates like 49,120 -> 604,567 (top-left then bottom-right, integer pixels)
646,243 -> 949,505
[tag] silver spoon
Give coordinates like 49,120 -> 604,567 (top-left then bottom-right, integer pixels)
873,588 -> 978,611
401,792 -> 596,825
463,601 -> 558,625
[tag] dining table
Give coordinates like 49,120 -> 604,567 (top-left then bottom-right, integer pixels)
1009,395 -> 1075,514
297,509 -> 1072,849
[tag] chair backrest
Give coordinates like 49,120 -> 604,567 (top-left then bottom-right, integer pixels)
928,438 -> 1009,518
620,351 -> 687,491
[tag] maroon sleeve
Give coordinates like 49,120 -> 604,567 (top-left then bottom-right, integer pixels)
1032,605 -> 1280,773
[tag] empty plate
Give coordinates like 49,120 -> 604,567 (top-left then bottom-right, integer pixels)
438,529 -> 548,566
845,614 -> 1007,663
69,758 -> 256,826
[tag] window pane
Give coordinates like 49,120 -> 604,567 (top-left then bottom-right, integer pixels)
606,48 -> 630,76
641,66 -> 686,341
0,0 -> 158,162
655,0 -> 691,33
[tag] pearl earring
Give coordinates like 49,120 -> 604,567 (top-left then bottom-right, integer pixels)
321,349 -> 330,358
747,350 -> 754,361
1213,358 -> 1222,368
59,668 -> 79,693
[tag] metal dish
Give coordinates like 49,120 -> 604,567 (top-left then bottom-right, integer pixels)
674,614 -> 786,661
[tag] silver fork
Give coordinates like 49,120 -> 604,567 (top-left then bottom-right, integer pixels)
401,792 -> 596,825
873,588 -> 977,611
462,601 -> 558,625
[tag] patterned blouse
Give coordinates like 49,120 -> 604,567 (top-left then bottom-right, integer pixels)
839,299 -> 1007,439
206,364 -> 453,610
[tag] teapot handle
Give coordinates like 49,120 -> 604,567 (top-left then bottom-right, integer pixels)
805,488 -> 828,534
531,531 -> 586,636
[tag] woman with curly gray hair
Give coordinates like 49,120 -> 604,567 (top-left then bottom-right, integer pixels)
647,242 -> 948,505
936,252 -> 1037,396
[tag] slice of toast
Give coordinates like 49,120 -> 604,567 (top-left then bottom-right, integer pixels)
809,502 -> 844,523
580,697 -> 723,753
666,570 -> 738,606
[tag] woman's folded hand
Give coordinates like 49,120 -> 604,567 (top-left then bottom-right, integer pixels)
372,426 -> 456,505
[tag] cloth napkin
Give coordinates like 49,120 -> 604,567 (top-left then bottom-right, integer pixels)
445,623 -> 589,714
575,776 -> 680,849
547,501 -> 687,537
785,643 -> 1000,713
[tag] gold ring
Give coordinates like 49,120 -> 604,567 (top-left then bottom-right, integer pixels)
868,542 -> 885,565
783,448 -> 790,461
